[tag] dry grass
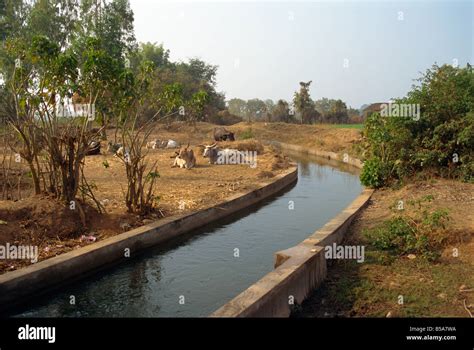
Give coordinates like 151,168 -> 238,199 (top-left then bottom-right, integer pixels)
230,122 -> 363,154
219,139 -> 265,154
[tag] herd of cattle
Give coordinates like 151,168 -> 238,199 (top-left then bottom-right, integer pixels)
86,127 -> 249,170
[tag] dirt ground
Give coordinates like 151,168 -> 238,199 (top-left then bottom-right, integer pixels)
295,178 -> 474,317
230,122 -> 363,154
0,122 -> 295,274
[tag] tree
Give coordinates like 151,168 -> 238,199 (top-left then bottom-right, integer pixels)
272,99 -> 294,123
227,98 -> 247,118
246,98 -> 266,122
327,99 -> 348,123
187,89 -> 209,124
293,81 -> 318,124
315,97 -> 349,123
113,60 -> 161,214
347,107 -> 362,123
136,42 -> 170,68
158,83 -> 184,121
4,35 -> 108,221
78,36 -> 124,139
139,47 -> 225,123
28,0 -> 78,48
75,0 -> 136,61
264,99 -> 275,121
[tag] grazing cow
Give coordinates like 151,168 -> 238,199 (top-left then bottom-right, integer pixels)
165,139 -> 180,149
115,146 -> 130,158
146,139 -> 160,150
107,141 -> 123,154
202,143 -> 246,165
86,141 -> 101,156
172,144 -> 196,169
158,139 -> 180,149
107,142 -> 130,158
213,127 -> 235,142
202,143 -> 220,164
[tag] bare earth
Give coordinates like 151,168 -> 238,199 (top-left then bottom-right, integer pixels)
0,122 -> 292,274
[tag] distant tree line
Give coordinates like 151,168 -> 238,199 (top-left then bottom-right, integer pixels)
227,81 -> 362,125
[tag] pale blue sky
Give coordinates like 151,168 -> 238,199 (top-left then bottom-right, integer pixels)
130,0 -> 473,108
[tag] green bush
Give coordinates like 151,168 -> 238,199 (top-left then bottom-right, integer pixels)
361,64 -> 474,186
360,157 -> 388,188
364,198 -> 450,261
365,216 -> 415,251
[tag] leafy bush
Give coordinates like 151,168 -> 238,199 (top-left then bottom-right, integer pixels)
364,197 -> 450,261
361,64 -> 474,187
365,216 -> 415,251
360,157 -> 389,188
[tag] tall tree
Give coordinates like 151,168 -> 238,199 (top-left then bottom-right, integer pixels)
272,99 -> 294,123
264,99 -> 275,122
136,42 -> 170,68
246,98 -> 266,122
227,98 -> 247,118
75,0 -> 136,61
293,81 -> 317,124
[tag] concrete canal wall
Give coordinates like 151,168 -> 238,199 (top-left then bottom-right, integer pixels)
212,141 -> 373,317
0,166 -> 298,313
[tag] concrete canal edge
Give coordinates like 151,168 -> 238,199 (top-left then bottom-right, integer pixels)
211,141 -> 374,317
0,165 -> 298,313
267,140 -> 364,169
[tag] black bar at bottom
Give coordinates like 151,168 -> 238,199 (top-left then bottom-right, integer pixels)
0,318 -> 472,349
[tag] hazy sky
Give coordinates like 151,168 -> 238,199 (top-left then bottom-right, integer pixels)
130,0 -> 473,108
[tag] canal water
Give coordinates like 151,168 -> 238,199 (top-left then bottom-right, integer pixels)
14,153 -> 363,317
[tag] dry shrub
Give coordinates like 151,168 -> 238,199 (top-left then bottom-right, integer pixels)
220,139 -> 264,154
116,118 -> 160,215
271,153 -> 291,170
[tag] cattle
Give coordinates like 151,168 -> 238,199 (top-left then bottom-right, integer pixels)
171,144 -> 196,169
107,142 -> 129,158
158,139 -> 180,149
202,143 -> 220,164
115,146 -> 130,158
213,127 -> 235,142
107,142 -> 123,154
166,140 -> 180,149
86,141 -> 101,156
146,139 -> 159,150
202,143 -> 246,165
